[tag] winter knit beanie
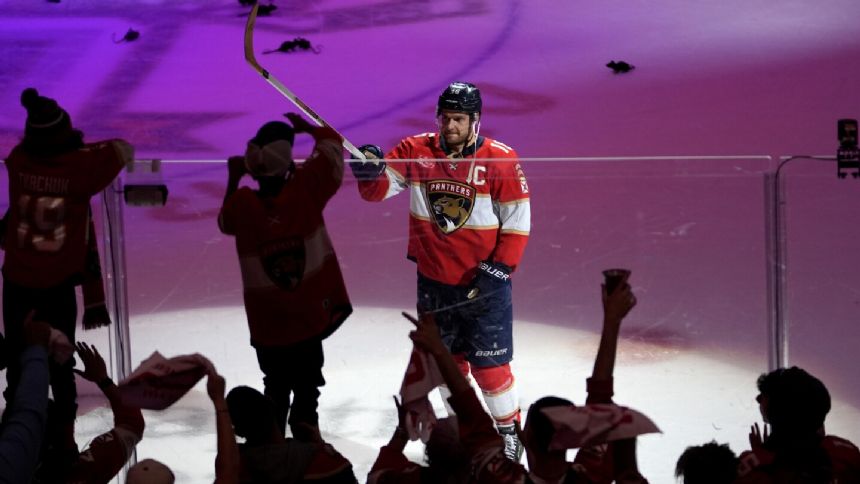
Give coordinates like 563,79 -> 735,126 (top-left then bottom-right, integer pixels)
21,87 -> 73,137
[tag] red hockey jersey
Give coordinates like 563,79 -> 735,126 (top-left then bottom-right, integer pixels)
2,140 -> 131,288
357,133 -> 530,286
220,128 -> 352,347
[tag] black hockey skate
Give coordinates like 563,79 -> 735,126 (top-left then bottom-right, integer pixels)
498,424 -> 524,462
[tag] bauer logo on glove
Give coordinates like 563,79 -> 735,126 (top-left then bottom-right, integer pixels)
349,144 -> 386,180
467,260 -> 511,299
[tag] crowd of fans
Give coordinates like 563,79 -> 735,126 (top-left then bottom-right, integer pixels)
1,88 -> 859,484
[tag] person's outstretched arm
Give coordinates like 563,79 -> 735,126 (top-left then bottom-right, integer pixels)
67,342 -> 145,483
0,316 -> 51,484
583,276 -> 649,482
207,369 -> 239,484
587,273 -> 636,404
367,397 -> 421,484
284,112 -> 344,207
404,312 -> 470,396
404,312 -> 525,483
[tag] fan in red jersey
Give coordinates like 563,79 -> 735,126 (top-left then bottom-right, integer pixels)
1,88 -> 132,460
219,112 -> 352,440
350,81 -> 531,461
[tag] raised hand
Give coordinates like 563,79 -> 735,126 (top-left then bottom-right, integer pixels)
74,342 -> 109,383
602,273 -> 636,324
404,311 -> 446,356
227,155 -> 246,180
749,421 -> 768,451
207,371 -> 227,403
283,112 -> 316,133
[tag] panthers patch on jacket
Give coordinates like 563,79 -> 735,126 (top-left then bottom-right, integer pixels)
357,132 -> 530,286
220,128 -> 352,346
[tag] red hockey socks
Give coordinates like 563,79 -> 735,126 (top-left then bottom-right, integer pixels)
472,363 -> 520,426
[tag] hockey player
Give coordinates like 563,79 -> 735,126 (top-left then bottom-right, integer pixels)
350,82 -> 531,460
1,87 -> 133,459
219,112 -> 352,440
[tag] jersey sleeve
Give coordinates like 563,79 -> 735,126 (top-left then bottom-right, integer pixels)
68,426 -> 142,484
218,188 -> 250,235
299,127 -> 345,208
0,346 -> 49,484
84,139 -> 133,195
490,154 -> 530,271
356,139 -> 411,202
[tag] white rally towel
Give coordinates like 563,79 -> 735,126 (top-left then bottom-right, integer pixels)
118,351 -> 210,410
398,347 -> 444,442
542,403 -> 660,451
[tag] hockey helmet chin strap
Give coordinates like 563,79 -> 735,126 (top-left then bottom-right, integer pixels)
469,117 -> 480,179
244,139 -> 294,178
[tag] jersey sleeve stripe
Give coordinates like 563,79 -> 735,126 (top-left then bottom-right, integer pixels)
382,166 -> 408,200
498,200 -> 530,233
489,141 -> 513,153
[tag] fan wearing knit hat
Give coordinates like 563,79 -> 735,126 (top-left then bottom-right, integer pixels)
2,87 -> 133,464
19,87 -> 83,155
218,113 -> 352,440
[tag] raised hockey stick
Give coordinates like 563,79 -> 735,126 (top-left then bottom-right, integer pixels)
244,3 -> 366,161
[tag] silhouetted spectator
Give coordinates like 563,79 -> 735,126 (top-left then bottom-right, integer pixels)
517,274 -> 648,483
386,272 -> 650,483
367,397 -> 470,483
33,342 -> 144,483
675,441 -> 738,484
126,355 -> 239,484
736,366 -> 860,483
123,359 -> 238,484
0,314 -> 51,484
226,385 -> 357,483
219,112 -> 352,439
1,87 -> 132,458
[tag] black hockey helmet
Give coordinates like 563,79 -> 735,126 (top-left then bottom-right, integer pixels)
437,82 -> 482,116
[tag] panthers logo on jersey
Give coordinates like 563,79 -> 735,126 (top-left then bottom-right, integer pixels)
425,180 -> 475,234
260,237 -> 305,290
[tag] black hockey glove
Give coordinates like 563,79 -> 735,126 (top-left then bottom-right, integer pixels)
467,260 -> 512,301
349,144 -> 386,181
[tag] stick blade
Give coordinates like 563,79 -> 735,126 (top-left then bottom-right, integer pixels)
243,3 -> 266,76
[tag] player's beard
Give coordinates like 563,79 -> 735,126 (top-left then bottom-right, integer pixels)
442,127 -> 475,152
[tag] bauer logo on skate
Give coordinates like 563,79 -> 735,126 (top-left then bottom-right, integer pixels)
426,180 -> 475,234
